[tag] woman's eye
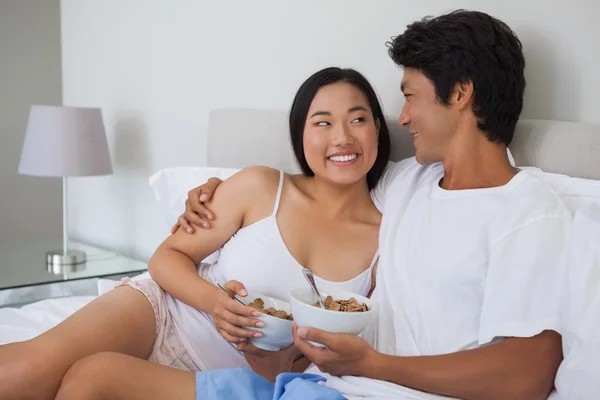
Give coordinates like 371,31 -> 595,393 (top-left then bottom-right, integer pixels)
316,121 -> 330,127
351,117 -> 365,123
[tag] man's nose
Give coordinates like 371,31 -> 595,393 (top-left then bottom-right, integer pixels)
398,105 -> 410,126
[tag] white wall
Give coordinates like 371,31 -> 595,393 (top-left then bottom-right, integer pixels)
0,0 -> 62,239
61,0 -> 600,261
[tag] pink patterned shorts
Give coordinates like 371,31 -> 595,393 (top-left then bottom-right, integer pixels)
116,278 -> 200,372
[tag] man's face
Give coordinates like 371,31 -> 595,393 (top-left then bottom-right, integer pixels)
398,68 -> 458,165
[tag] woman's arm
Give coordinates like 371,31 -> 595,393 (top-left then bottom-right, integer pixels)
149,167 -> 276,324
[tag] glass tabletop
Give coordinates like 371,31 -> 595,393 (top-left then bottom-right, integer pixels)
0,237 -> 148,290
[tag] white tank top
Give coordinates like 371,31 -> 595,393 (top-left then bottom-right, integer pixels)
166,170 -> 378,371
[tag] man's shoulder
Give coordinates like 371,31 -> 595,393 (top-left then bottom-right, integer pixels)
372,158 -> 441,211
496,170 -> 572,237
382,158 -> 441,187
511,170 -> 571,218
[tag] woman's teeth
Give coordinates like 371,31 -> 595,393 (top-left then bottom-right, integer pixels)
328,154 -> 357,162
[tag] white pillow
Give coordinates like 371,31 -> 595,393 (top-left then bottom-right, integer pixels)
555,205 -> 600,399
520,170 -> 600,397
149,166 -> 240,227
148,166 -> 241,270
507,148 -> 516,166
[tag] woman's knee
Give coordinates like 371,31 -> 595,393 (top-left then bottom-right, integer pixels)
0,341 -> 60,399
56,352 -> 121,400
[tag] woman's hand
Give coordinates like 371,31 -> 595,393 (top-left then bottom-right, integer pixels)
210,280 -> 264,343
237,342 -> 301,382
170,177 -> 223,234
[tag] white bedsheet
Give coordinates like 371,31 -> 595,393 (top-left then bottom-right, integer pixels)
0,272 -> 152,345
0,296 -> 94,345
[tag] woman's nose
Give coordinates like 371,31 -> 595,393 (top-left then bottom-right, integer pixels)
331,124 -> 354,146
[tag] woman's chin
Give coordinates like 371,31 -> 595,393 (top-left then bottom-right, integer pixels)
325,172 -> 369,188
310,162 -> 372,189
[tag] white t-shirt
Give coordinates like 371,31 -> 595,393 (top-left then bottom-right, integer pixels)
313,158 -> 572,399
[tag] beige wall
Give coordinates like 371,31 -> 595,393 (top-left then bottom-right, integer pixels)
61,0 -> 600,261
0,0 -> 63,239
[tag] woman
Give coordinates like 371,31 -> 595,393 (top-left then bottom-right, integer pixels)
0,66 -> 390,400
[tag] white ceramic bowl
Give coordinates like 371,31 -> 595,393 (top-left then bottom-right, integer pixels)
237,293 -> 294,351
289,286 -> 374,347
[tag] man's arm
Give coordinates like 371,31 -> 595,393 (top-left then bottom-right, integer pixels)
170,160 -> 405,233
367,331 -> 561,400
166,160 -> 521,232
294,327 -> 561,400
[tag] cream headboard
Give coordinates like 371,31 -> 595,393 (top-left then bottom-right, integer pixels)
207,108 -> 600,180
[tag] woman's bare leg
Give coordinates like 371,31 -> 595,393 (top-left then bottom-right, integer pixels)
56,352 -> 196,400
0,287 -> 156,400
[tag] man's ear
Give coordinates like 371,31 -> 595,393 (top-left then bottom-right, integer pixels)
450,81 -> 474,110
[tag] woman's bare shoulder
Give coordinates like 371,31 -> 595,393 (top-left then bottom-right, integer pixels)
234,166 -> 281,187
215,166 -> 282,205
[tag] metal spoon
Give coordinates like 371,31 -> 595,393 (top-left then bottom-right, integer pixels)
217,282 -> 246,306
302,267 -> 326,309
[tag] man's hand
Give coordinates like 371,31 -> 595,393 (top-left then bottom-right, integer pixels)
237,342 -> 300,382
170,177 -> 223,234
293,323 -> 378,377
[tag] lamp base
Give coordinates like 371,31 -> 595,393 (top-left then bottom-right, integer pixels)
46,250 -> 86,274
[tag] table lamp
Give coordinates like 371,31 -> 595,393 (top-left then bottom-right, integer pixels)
18,105 -> 113,268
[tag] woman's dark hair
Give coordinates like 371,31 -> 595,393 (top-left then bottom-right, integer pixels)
387,10 -> 525,146
288,67 -> 391,190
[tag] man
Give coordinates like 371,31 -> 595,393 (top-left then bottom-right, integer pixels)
176,10 -> 570,400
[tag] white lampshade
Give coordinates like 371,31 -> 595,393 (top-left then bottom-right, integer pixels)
18,105 -> 113,177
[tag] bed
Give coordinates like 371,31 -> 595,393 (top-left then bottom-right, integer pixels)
1,109 -> 599,398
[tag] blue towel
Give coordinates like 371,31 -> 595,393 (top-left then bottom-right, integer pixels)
195,368 -> 347,400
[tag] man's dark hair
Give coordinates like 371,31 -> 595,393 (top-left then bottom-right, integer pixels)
387,10 -> 525,146
289,67 -> 391,190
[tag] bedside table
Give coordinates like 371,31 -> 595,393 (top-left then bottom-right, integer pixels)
0,238 -> 148,307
